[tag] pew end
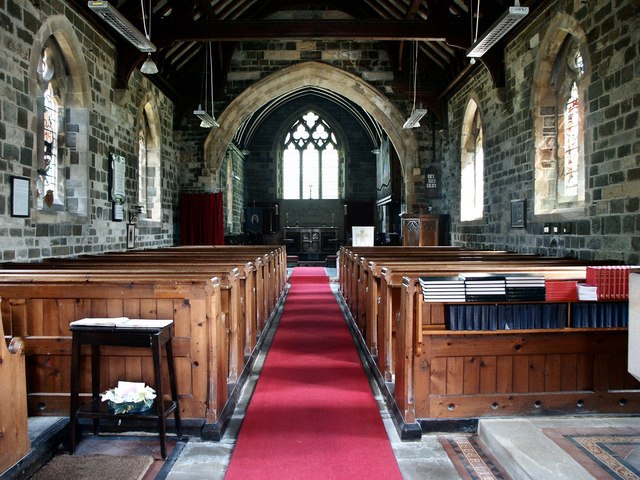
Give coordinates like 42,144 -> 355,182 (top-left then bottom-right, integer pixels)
0,299 -> 31,475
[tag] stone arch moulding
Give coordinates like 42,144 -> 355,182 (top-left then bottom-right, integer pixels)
204,61 -> 419,208
29,15 -> 91,219
29,15 -> 91,108
531,12 -> 590,216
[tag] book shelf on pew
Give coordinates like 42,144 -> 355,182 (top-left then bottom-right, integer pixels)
418,273 -> 630,332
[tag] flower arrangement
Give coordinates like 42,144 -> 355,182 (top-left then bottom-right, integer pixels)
101,381 -> 156,414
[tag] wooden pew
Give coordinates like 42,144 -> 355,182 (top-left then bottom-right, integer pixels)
0,270 -> 241,439
0,244 -> 289,440
0,299 -> 30,474
338,246 -> 465,312
30,258 -> 261,365
11,245 -> 288,366
371,260 -> 596,379
350,253 -> 588,359
390,271 -> 640,438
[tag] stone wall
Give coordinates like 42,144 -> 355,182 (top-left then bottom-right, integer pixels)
444,0 -> 639,263
0,1 -> 178,261
1,1 -> 637,263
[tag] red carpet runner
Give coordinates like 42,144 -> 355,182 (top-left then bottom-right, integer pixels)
225,267 -> 403,479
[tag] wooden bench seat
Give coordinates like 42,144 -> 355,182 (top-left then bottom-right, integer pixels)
0,248 -> 287,440
337,246 -> 639,438
391,274 -> 640,438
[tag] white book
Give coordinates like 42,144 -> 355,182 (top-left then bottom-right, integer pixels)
70,317 -> 173,329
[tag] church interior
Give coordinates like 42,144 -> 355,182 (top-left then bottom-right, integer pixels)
1,0 -> 639,478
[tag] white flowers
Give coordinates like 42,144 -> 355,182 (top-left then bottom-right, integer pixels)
101,381 -> 156,413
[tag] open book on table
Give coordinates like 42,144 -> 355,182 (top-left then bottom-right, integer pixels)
69,317 -> 173,329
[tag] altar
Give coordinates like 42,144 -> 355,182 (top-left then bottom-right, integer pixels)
282,226 -> 339,261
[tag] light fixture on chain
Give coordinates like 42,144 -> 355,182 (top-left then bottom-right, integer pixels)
88,1 -> 158,74
194,42 -> 220,128
138,0 -> 158,74
467,0 -> 528,58
403,40 -> 427,129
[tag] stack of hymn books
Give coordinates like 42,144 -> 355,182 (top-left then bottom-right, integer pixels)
503,273 -> 546,301
420,273 -> 547,303
419,276 -> 466,302
458,273 -> 507,302
546,280 -> 579,301
585,266 -> 633,300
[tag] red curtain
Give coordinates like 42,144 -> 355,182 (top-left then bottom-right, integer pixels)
179,192 -> 224,245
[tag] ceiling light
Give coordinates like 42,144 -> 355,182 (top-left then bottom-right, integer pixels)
88,1 -> 156,53
195,42 -> 220,128
403,109 -> 428,129
194,108 -> 220,129
140,53 -> 158,74
403,41 -> 427,129
467,5 -> 529,58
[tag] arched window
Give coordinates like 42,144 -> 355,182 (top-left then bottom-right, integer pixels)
281,111 -> 341,200
138,126 -> 148,210
137,102 -> 161,221
37,43 -> 66,210
460,99 -> 484,221
534,23 -> 588,214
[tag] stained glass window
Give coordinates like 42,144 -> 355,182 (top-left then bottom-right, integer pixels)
563,82 -> 579,198
42,83 -> 59,197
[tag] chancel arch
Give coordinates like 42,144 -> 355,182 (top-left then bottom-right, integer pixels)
204,61 -> 419,208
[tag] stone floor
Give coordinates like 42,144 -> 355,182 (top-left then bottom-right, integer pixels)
18,269 -> 640,480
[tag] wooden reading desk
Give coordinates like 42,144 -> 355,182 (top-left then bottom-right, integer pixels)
69,318 -> 182,459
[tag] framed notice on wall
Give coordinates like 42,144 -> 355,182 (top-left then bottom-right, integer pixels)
109,153 -> 126,202
511,199 -> 526,228
11,176 -> 30,217
424,165 -> 440,198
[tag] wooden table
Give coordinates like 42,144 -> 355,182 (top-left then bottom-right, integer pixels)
69,320 -> 182,459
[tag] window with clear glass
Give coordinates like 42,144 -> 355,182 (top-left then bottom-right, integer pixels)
138,127 -> 148,210
460,100 -> 484,221
281,111 -> 340,200
137,103 -> 161,221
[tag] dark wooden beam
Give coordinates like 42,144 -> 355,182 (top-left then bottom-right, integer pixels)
151,19 -> 469,45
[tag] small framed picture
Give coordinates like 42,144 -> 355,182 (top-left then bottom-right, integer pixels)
113,202 -> 124,222
11,176 -> 30,217
127,223 -> 136,249
510,199 -> 526,229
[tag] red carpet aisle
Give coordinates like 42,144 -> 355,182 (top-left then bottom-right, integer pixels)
225,267 -> 403,479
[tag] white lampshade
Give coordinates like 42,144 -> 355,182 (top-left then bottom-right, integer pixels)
140,54 -> 158,74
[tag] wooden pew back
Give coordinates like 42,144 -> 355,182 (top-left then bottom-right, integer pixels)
0,299 -> 30,474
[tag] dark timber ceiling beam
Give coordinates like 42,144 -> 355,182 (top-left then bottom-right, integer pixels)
150,19 -> 469,45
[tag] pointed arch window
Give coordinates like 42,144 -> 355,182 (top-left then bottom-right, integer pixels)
137,103 -> 161,222
460,100 -> 484,221
563,82 -> 580,198
37,44 -> 66,210
534,32 -> 587,214
281,111 -> 341,200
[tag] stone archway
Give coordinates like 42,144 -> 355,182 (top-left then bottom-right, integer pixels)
205,61 -> 419,207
